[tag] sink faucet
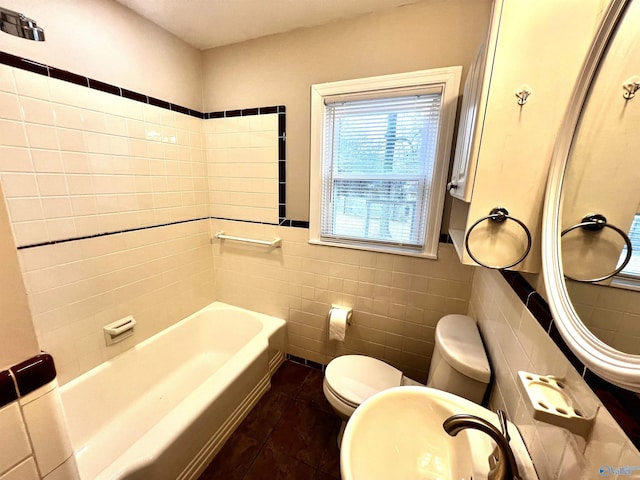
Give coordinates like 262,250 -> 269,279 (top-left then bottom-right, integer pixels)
442,411 -> 523,480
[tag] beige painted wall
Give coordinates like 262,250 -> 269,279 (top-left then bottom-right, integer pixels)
0,184 -> 39,371
0,0 -> 203,111
201,0 -> 493,221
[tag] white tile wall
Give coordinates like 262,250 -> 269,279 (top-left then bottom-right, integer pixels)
469,268 -> 640,479
42,456 -> 79,480
205,115 -> 279,224
0,64 -> 208,248
0,63 -> 476,394
3,62 -> 456,385
20,383 -> 74,477
0,63 -> 288,384
211,218 -> 474,381
0,458 -> 39,480
18,220 -> 215,383
0,382 -> 79,480
0,64 -> 216,383
0,403 -> 31,475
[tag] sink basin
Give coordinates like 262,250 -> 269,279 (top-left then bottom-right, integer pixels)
341,386 -> 537,480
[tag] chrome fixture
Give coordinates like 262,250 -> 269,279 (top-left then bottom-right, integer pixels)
0,7 -> 45,41
464,207 -> 533,270
443,412 -> 522,480
561,213 -> 632,282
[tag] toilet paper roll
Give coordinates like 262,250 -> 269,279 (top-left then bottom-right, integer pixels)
329,306 -> 351,341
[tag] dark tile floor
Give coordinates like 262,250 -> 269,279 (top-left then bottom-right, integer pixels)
198,360 -> 342,480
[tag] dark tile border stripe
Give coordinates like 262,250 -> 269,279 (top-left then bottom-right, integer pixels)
210,216 -> 279,227
16,216 -> 312,250
0,51 -> 48,75
210,217 -> 310,229
439,233 -> 454,244
88,78 -> 120,96
17,217 -> 210,250
0,51 -> 205,119
500,270 -> 640,450
286,354 -> 325,372
0,370 -> 17,407
12,353 -> 56,397
278,108 -> 287,224
275,219 -> 307,228
49,67 -> 88,87
0,352 -> 56,408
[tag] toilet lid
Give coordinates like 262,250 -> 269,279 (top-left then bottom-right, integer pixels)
436,314 -> 491,383
325,355 -> 403,407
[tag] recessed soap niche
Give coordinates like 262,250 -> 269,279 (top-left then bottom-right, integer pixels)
518,371 -> 598,437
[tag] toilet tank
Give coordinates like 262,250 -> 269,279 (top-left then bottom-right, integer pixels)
425,314 -> 491,404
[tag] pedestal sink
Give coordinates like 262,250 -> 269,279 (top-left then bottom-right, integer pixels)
340,386 -> 538,480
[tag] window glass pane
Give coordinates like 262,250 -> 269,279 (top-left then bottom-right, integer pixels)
330,180 -> 424,244
618,214 -> 640,277
321,93 -> 441,248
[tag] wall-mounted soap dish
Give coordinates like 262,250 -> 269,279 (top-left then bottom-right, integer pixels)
518,371 -> 597,437
104,315 -> 136,346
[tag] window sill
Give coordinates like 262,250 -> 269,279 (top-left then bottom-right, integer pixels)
610,277 -> 640,292
308,238 -> 438,259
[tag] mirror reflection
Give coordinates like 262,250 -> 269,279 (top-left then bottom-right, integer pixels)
560,0 -> 640,354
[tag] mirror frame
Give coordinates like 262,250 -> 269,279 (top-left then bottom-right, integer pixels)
542,0 -> 640,391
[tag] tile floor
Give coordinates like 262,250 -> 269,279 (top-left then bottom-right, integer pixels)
198,360 -> 342,480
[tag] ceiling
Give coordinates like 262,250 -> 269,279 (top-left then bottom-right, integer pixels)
113,0 -> 426,50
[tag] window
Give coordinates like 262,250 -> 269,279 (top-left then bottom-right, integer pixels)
612,214 -> 640,290
309,68 -> 461,258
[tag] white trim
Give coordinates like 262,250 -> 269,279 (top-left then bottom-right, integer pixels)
610,276 -> 640,292
309,67 -> 462,258
542,0 -> 640,392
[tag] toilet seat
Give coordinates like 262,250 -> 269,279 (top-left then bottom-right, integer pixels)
324,379 -> 360,410
324,355 -> 403,408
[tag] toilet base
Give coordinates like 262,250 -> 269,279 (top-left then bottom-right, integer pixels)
337,420 -> 347,449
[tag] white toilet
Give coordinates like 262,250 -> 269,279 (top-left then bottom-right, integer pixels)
323,314 -> 491,446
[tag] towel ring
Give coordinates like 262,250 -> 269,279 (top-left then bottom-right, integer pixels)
465,207 -> 532,270
561,213 -> 633,283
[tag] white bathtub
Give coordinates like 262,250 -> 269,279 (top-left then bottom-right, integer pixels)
59,302 -> 287,480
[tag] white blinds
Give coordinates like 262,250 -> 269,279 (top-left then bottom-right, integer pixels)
320,92 -> 442,248
619,214 -> 640,278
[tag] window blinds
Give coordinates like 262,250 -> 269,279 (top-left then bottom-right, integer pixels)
619,214 -> 640,278
320,92 -> 442,248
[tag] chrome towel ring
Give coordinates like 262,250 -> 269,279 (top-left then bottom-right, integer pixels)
464,207 -> 532,270
561,213 -> 632,283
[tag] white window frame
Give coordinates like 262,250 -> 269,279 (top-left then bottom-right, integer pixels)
309,67 -> 461,258
611,213 -> 640,291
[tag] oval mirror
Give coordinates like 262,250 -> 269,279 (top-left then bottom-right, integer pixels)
543,0 -> 640,391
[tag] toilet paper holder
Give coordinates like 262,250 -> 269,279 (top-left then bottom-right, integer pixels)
329,305 -> 352,325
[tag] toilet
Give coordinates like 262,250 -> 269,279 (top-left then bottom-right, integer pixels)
323,314 -> 491,446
